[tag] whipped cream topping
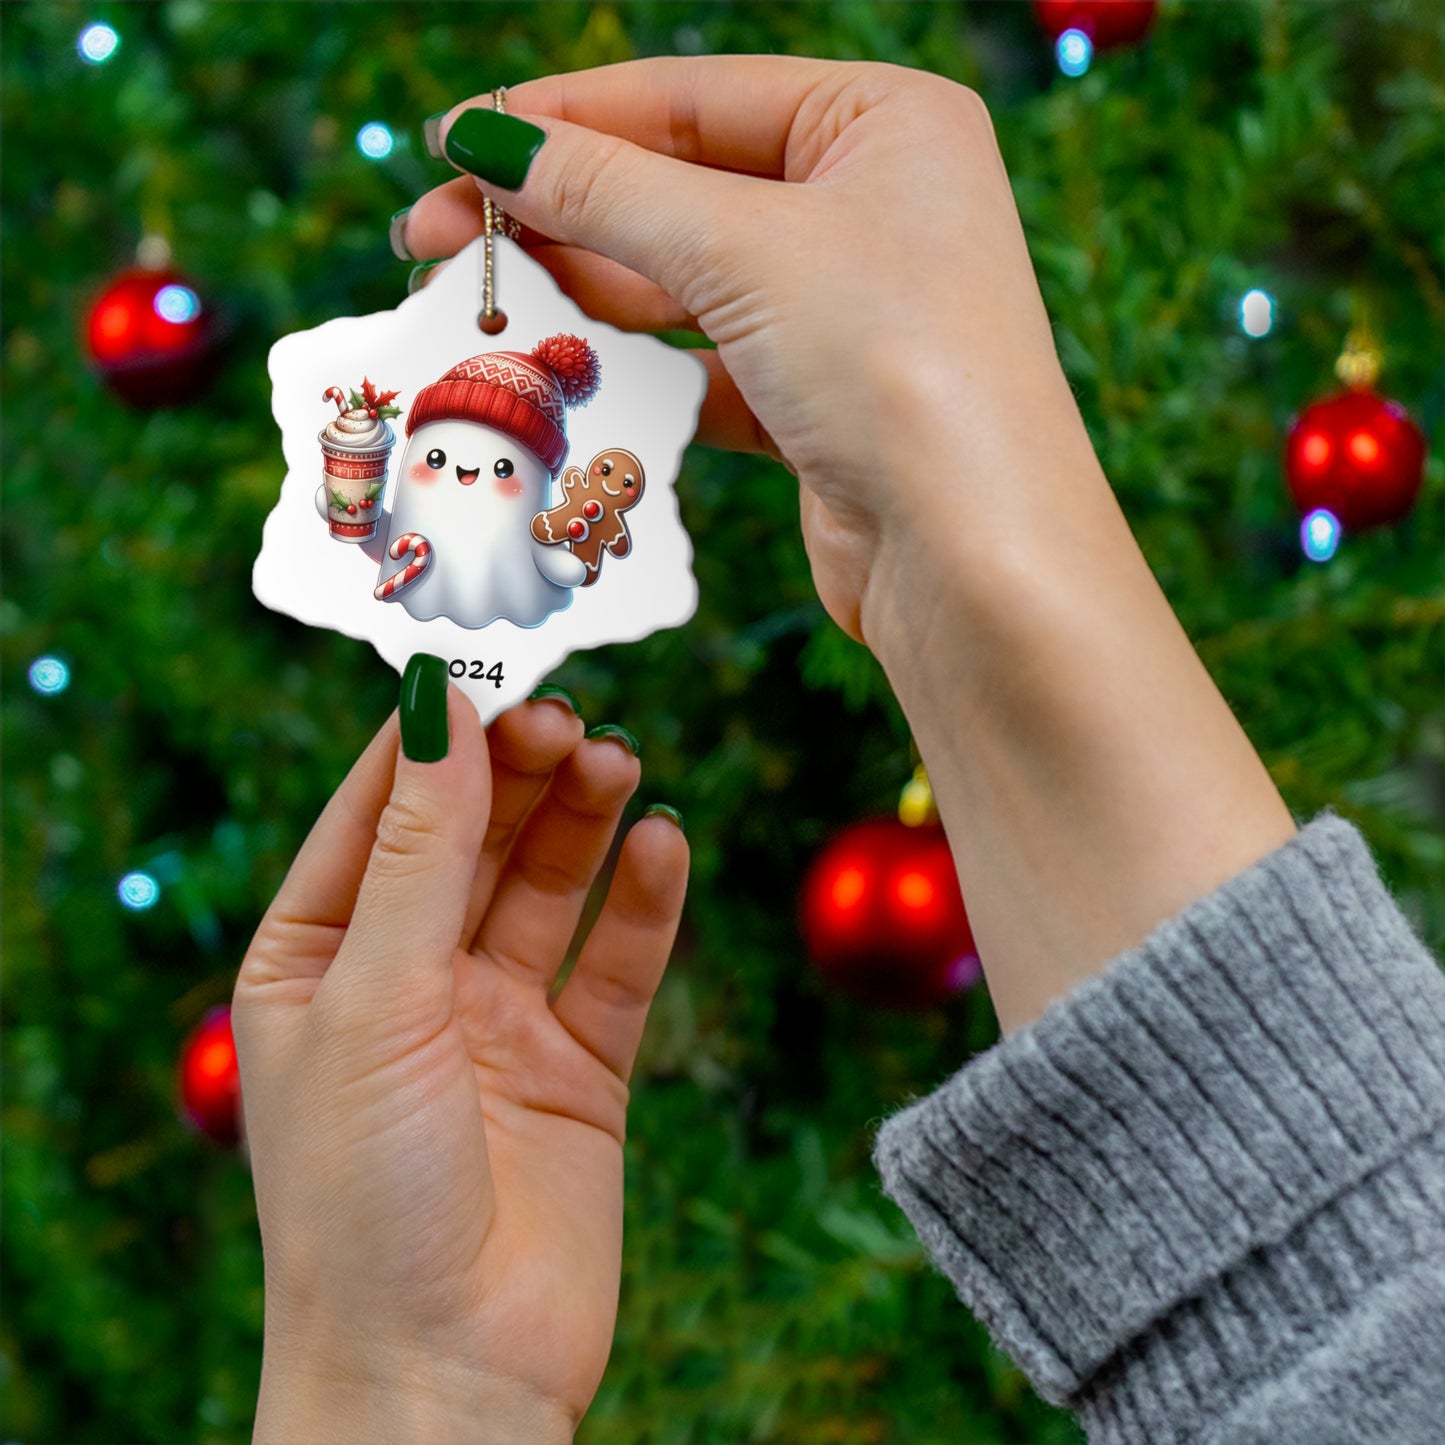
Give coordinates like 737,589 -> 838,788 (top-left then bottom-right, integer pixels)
323,408 -> 390,448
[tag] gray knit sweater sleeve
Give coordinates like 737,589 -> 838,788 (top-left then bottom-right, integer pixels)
871,812 -> 1445,1444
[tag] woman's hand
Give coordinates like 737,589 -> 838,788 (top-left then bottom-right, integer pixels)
403,60 -> 1295,1034
232,681 -> 687,1442
402,56 -> 1087,643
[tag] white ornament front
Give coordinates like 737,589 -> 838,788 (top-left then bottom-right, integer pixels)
256,235 -> 707,722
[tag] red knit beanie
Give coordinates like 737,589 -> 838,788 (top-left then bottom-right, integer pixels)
406,334 -> 602,476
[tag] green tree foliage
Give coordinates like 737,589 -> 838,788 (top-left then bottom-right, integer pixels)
3,3 -> 1440,1441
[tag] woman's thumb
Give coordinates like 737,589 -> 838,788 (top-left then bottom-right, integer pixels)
328,655 -> 489,1026
438,105 -> 756,314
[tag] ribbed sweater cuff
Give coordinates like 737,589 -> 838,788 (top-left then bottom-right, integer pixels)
871,812 -> 1445,1413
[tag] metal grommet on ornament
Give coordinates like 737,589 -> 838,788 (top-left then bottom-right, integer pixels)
477,85 -> 513,337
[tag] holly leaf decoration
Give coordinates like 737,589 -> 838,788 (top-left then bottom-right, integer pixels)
377,405 -> 402,420
363,480 -> 384,501
361,377 -> 379,407
376,388 -> 400,406
347,390 -> 365,409
329,488 -> 350,511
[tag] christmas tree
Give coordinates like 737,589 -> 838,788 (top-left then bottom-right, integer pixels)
3,3 -> 1439,1442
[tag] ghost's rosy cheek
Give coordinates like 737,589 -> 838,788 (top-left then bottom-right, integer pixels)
494,475 -> 524,498
408,461 -> 438,483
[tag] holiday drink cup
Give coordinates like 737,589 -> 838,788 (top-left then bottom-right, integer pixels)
319,412 -> 395,543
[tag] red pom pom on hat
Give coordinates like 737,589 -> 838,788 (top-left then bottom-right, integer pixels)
533,334 -> 601,406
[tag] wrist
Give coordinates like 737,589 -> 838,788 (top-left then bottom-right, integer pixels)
254,1342 -> 575,1445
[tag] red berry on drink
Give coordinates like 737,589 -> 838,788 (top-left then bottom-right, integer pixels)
368,408 -> 379,419
567,518 -> 587,539
582,499 -> 603,521
347,504 -> 357,515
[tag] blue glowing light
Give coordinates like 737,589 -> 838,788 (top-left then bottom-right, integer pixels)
1240,288 -> 1274,338
1057,28 -> 1093,77
78,22 -> 119,64
118,871 -> 161,910
356,122 -> 395,160
1301,508 -> 1341,563
29,657 -> 71,695
153,284 -> 201,324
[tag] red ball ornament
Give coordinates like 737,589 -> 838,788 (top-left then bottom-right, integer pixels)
1034,0 -> 1157,49
1284,389 -> 1426,532
800,818 -> 980,1010
85,267 -> 219,407
178,1005 -> 242,1147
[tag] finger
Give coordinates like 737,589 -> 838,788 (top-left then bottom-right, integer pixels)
460,694 -> 587,949
437,102 -> 764,315
550,813 -> 689,1082
239,711 -> 402,987
326,679 -> 491,1033
399,174 -> 552,259
504,56 -> 849,179
472,734 -> 641,991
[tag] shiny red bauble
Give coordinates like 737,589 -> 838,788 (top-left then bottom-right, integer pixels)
178,1005 -> 242,1148
1033,0 -> 1158,49
800,818 -> 980,1010
1284,389 -> 1426,532
85,267 -> 219,406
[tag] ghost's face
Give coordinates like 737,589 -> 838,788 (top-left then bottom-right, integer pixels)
392,418 -> 551,536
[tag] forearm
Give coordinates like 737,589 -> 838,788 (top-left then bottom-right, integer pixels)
860,383 -> 1296,1033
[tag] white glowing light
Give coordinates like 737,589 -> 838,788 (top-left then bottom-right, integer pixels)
1240,289 -> 1274,338
357,122 -> 395,160
29,656 -> 71,694
1057,28 -> 1093,77
1301,508 -> 1341,563
154,284 -> 201,324
78,23 -> 119,64
118,871 -> 161,910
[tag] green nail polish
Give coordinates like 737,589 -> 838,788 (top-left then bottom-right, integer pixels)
585,723 -> 639,757
388,206 -> 413,262
423,112 -> 446,160
644,803 -> 685,834
400,653 -> 449,762
443,107 -> 546,191
407,259 -> 445,295
528,684 -> 581,716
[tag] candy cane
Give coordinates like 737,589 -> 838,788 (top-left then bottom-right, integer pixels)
322,386 -> 348,414
373,533 -> 433,601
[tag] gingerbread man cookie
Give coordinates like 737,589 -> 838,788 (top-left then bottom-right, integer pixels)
531,448 -> 645,587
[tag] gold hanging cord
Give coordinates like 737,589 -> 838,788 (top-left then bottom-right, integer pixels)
479,87 -> 522,334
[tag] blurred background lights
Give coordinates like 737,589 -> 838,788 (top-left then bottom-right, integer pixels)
1240,288 -> 1274,337
28,656 -> 70,695
356,122 -> 394,159
78,22 -> 119,64
118,871 -> 161,910
1301,508 -> 1341,562
1057,28 -> 1093,76
153,284 -> 201,324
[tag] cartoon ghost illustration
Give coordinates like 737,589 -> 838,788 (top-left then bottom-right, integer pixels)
320,335 -> 616,629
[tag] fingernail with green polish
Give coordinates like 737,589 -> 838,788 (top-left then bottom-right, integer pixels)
388,206 -> 413,262
644,804 -> 685,834
585,723 -> 639,756
443,107 -> 546,191
407,259 -> 445,295
423,112 -> 446,160
400,653 -> 449,762
528,684 -> 581,716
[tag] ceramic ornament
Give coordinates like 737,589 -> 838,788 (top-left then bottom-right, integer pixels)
256,234 -> 707,722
